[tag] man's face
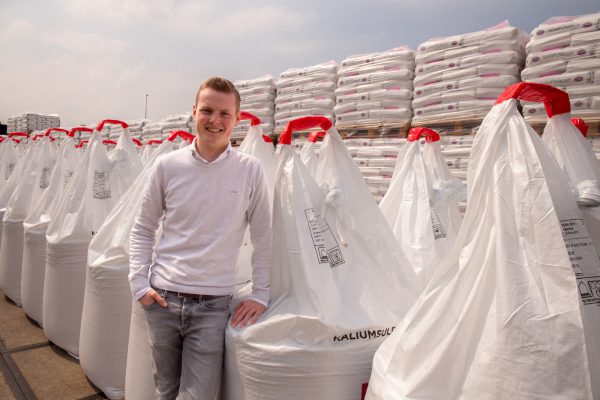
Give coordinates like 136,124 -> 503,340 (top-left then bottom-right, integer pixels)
193,87 -> 240,149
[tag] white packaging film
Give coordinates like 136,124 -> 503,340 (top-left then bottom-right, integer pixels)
367,83 -> 596,399
234,76 -> 276,139
224,116 -> 421,400
43,122 -> 142,357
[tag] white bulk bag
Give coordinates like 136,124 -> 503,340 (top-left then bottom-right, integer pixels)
224,116 -> 420,400
299,131 -> 324,178
367,82 -> 595,399
44,120 -> 143,357
380,128 -> 465,286
80,131 -> 191,399
0,137 -> 19,186
21,128 -> 86,326
0,133 -> 58,305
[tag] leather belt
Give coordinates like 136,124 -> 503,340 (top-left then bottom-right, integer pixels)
164,290 -> 223,301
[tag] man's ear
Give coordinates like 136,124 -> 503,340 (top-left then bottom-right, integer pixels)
192,104 -> 197,119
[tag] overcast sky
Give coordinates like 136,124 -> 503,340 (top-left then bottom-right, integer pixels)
1,0 -> 598,128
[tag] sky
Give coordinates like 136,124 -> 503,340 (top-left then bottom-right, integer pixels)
1,0 -> 598,128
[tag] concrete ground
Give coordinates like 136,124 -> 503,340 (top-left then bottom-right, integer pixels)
0,289 -> 109,400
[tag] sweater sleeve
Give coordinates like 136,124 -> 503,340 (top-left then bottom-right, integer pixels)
129,161 -> 165,301
246,161 -> 273,306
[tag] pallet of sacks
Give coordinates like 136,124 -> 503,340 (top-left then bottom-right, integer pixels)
234,76 -> 276,141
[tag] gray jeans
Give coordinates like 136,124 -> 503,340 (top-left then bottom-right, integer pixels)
142,289 -> 232,400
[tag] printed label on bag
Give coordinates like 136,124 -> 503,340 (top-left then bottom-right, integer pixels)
93,170 -> 111,199
560,218 -> 600,306
431,207 -> 447,240
332,327 -> 396,342
63,170 -> 73,188
5,163 -> 14,180
39,167 -> 51,189
304,208 -> 345,268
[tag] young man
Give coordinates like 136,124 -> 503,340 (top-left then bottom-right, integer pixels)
129,77 -> 272,399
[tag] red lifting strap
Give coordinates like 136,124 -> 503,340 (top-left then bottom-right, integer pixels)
132,138 -> 142,146
9,132 -> 30,138
68,127 -> 93,137
279,116 -> 333,145
167,130 -> 195,142
76,140 -> 89,148
148,139 -> 163,145
571,118 -> 589,138
95,119 -> 129,131
308,131 -> 326,143
495,82 -> 571,117
103,140 -> 117,146
33,134 -> 55,142
407,127 -> 440,143
262,135 -> 273,143
240,111 -> 261,126
45,128 -> 69,136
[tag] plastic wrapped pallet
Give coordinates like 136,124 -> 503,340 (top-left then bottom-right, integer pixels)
412,21 -> 528,126
21,128 -> 86,326
380,128 -> 465,286
223,116 -> 420,400
521,13 -> 600,122
367,82 -> 597,399
274,62 -> 337,135
234,76 -> 276,140
335,47 -> 414,130
43,120 -> 143,358
0,133 -> 59,306
80,130 -> 192,400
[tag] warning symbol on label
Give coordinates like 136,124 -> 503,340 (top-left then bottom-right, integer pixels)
304,208 -> 345,268
431,208 -> 446,240
579,281 -> 592,299
590,280 -> 600,298
93,170 -> 111,199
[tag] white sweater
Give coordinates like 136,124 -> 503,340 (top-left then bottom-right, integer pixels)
129,144 -> 272,305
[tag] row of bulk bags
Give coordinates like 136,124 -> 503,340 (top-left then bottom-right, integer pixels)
21,127 -> 85,325
224,116 -> 421,400
367,82 -> 599,399
80,130 -> 194,399
380,127 -> 465,287
43,120 -> 143,357
0,129 -> 68,305
124,115 -> 275,400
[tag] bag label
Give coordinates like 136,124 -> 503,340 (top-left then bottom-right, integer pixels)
39,167 -> 51,189
304,208 -> 345,268
63,170 -> 73,188
5,163 -> 14,180
431,207 -> 447,240
332,326 -> 396,342
560,218 -> 600,306
93,170 -> 111,199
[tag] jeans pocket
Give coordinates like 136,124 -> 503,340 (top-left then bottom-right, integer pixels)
203,296 -> 231,310
141,301 -> 159,310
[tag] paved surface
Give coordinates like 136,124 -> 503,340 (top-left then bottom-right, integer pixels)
0,290 -> 108,400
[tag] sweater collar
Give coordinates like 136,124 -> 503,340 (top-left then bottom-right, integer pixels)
190,138 -> 232,164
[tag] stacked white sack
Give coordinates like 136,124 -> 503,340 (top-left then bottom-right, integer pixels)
141,121 -> 166,142
81,132 -> 192,400
0,137 -> 57,306
21,131 -> 80,326
412,21 -> 528,125
234,76 -> 276,140
161,114 -> 192,137
335,47 -> 414,129
521,13 -> 600,121
366,82 -> 596,400
379,128 -> 465,287
7,112 -> 60,133
224,117 -> 421,400
274,62 -> 338,134
43,121 -> 142,358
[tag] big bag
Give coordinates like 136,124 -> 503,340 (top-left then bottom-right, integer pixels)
21,128 -> 84,325
81,130 -> 192,400
367,82 -> 596,399
224,116 -> 420,400
0,130 -> 62,305
380,128 -> 465,286
44,119 -> 142,357
300,130 -> 324,178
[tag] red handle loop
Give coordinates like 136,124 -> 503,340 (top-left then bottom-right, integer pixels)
240,111 -> 261,126
148,139 -> 164,145
68,126 -> 93,137
571,118 -> 589,138
103,139 -> 117,146
308,131 -> 326,143
262,135 -> 273,143
407,127 -> 440,143
76,140 -> 89,148
9,132 -> 30,138
279,116 -> 333,145
45,128 -> 69,136
132,138 -> 142,146
95,119 -> 129,131
34,134 -> 55,142
11,138 -> 21,144
167,130 -> 195,143
495,82 -> 571,118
